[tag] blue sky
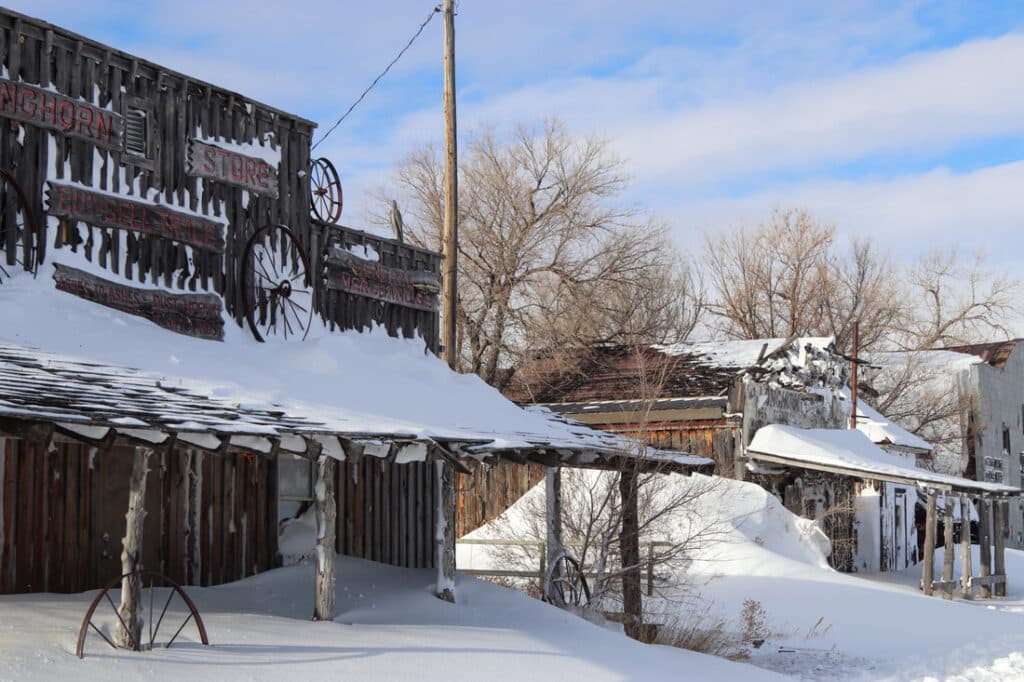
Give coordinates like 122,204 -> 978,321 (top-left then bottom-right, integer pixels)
15,1 -> 1024,266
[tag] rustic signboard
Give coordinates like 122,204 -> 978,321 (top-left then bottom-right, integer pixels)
185,138 -> 279,198
46,181 -> 225,252
53,263 -> 224,340
0,78 -> 123,150
323,247 -> 440,312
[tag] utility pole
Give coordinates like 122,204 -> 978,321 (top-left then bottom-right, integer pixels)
441,0 -> 458,370
849,320 -> 859,430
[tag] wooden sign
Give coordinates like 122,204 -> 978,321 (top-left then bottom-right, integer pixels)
53,263 -> 224,341
186,138 -> 279,198
46,181 -> 225,253
0,78 -> 123,150
323,247 -> 440,312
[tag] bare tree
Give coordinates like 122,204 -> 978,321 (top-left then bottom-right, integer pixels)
378,119 -> 702,389
895,248 -> 1021,350
703,208 -> 906,354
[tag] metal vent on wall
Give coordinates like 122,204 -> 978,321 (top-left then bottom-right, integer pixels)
124,108 -> 148,156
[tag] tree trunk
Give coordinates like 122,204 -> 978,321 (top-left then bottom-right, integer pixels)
922,492 -> 936,596
960,495 -> 973,598
313,455 -> 337,621
941,495 -> 955,599
979,498 -> 992,598
544,466 -> 564,605
618,467 -> 642,639
116,447 -> 152,649
435,460 -> 456,602
994,500 -> 1007,597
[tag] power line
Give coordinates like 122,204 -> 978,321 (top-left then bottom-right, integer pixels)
312,5 -> 441,151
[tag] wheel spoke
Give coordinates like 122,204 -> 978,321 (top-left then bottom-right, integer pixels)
150,587 -> 177,647
166,612 -> 195,649
89,621 -> 118,651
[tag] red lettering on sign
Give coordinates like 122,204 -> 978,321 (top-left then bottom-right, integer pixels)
18,88 -> 36,117
201,146 -> 216,173
39,91 -> 57,125
58,100 -> 75,130
77,107 -> 94,137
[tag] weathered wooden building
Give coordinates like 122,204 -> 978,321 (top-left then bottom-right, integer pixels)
507,337 -> 1019,587
0,7 -> 655,609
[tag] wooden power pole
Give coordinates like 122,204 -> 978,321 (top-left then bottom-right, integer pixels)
849,320 -> 859,429
441,0 -> 458,369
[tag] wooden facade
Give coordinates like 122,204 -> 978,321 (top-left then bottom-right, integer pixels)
0,438 -> 278,594
0,7 -> 451,596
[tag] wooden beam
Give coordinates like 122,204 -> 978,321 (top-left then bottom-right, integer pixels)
994,500 -> 1007,597
979,498 -> 992,598
544,466 -> 564,606
116,447 -> 152,649
434,460 -> 456,602
922,492 -> 937,596
960,495 -> 973,599
941,495 -> 955,600
748,451 -> 954,491
619,466 -> 642,639
312,455 -> 337,621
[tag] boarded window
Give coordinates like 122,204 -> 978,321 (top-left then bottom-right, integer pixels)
124,107 -> 148,156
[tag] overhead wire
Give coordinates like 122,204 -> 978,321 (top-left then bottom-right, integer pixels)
312,4 -> 442,151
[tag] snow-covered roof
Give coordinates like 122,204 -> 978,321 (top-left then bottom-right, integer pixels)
748,425 -> 1018,496
854,398 -> 933,453
0,265 -> 709,469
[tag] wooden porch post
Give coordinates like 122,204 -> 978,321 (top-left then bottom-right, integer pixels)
313,455 -> 337,621
922,491 -> 936,596
994,499 -> 1007,597
619,466 -> 642,639
544,465 -> 564,605
979,497 -> 992,598
116,447 -> 152,649
434,460 -> 456,602
941,495 -> 955,599
960,495 -> 973,599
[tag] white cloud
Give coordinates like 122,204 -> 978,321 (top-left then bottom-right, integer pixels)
664,161 -> 1024,264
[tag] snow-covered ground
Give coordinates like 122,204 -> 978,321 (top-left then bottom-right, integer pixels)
460,473 -> 1024,680
0,555 -> 780,681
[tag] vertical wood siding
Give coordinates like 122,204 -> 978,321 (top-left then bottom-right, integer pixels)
0,438 -> 277,594
335,459 -> 437,569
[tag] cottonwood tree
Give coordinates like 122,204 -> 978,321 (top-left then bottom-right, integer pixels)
378,119 -> 702,389
895,248 -> 1021,350
702,208 -> 903,353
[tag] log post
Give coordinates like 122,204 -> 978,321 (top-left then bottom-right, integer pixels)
619,466 -> 642,639
116,447 -> 152,650
544,466 -> 564,606
434,460 -> 456,603
941,495 -> 955,599
979,497 -> 992,598
960,495 -> 973,599
921,491 -> 936,596
313,455 -> 337,621
994,499 -> 1007,597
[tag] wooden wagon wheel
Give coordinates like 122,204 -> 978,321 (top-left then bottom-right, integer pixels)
544,551 -> 592,608
309,157 -> 342,224
0,167 -> 40,284
243,223 -> 314,342
76,570 -> 209,658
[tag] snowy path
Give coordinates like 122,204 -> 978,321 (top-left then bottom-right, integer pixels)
0,556 -> 780,681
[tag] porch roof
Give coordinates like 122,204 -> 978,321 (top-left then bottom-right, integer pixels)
747,425 -> 1018,497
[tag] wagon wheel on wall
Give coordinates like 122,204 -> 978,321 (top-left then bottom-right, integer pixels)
243,223 -> 314,342
544,551 -> 591,608
310,157 -> 343,224
0,167 -> 40,284
75,570 -> 210,658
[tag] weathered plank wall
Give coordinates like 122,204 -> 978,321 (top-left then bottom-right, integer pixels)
318,223 -> 442,353
455,462 -> 546,538
0,9 -> 313,329
335,458 -> 437,568
0,438 -> 277,594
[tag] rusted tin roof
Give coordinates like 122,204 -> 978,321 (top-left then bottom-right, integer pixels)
942,339 -> 1022,368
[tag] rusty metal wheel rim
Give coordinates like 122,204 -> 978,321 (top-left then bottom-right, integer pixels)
76,570 -> 210,658
309,157 -> 343,224
0,167 -> 40,284
243,223 -> 314,342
